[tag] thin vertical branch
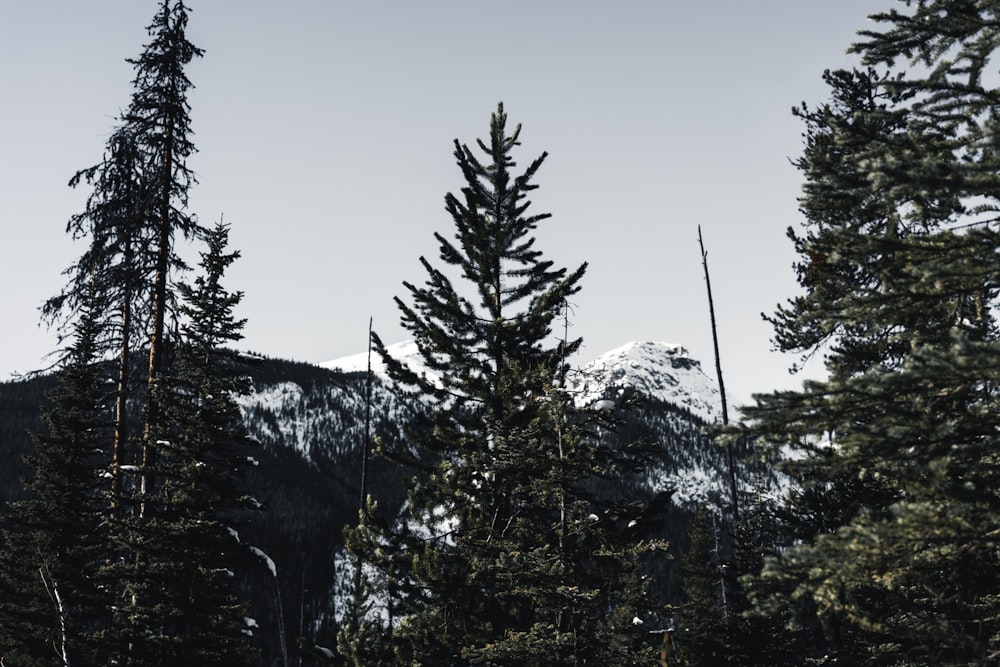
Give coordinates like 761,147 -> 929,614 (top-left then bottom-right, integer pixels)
352,318 -> 374,629
711,511 -> 729,628
698,225 -> 738,524
298,569 -> 306,667
360,317 -> 373,517
274,584 -> 288,667
557,302 -> 570,553
38,555 -> 69,667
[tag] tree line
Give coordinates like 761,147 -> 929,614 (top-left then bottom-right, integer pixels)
0,2 -> 256,665
6,1 -> 1000,665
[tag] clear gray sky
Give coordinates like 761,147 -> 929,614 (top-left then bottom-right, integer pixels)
1,1 -> 895,403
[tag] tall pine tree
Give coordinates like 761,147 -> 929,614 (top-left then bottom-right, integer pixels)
17,4 -> 255,663
741,4 -> 1000,664
352,103 -> 661,665
121,0 -> 205,514
0,282 -> 113,666
113,222 -> 255,666
43,0 -> 204,525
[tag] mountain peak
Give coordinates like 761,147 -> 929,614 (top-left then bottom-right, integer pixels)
568,341 -> 721,423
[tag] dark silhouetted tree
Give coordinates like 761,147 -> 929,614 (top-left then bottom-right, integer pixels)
741,5 -> 1000,663
0,283 -> 113,666
351,103 -> 661,665
114,222 -> 255,666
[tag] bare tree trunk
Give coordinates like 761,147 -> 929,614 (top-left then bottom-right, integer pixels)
711,511 -> 729,627
139,112 -> 175,523
38,556 -> 69,667
112,303 -> 130,497
352,318 -> 374,626
698,225 -> 738,524
109,240 -> 134,541
275,581 -> 289,667
359,317 -> 373,516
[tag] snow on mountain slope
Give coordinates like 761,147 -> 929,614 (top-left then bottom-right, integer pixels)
236,366 -> 414,463
241,381 -> 310,458
319,340 -> 449,391
568,341 -> 722,423
246,341 -> 765,510
319,340 -> 420,376
321,340 -> 722,423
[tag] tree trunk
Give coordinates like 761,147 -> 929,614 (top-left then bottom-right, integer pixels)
110,238 -> 136,523
698,225 -> 738,524
139,113 -> 175,518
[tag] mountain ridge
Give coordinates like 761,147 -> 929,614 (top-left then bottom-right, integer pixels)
319,339 -> 723,423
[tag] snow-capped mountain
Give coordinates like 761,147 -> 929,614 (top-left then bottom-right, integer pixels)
310,339 -> 763,508
238,342 -> 775,511
320,339 -> 723,423
568,341 -> 722,423
236,358 -> 412,463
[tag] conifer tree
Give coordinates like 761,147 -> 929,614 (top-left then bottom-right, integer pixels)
678,507 -> 728,667
121,0 -> 205,510
4,4 -> 251,664
43,0 -> 204,520
741,5 -> 1000,663
358,103 -> 661,665
0,283 -> 113,666
339,496 -> 395,666
43,126 -> 149,511
113,222 -> 255,666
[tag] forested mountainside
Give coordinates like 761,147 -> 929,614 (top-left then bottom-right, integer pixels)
0,341 -> 768,665
9,0 -> 1000,662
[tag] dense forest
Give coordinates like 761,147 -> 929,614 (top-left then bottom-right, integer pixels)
5,0 -> 1000,665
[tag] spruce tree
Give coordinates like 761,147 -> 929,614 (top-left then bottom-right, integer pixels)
741,5 -> 1000,663
113,222 -> 255,667
43,0 -> 204,523
4,4 -> 250,664
678,507 -> 728,667
357,103 -> 661,665
43,126 -> 149,511
42,127 -> 149,595
0,284 -> 113,666
120,0 -> 205,512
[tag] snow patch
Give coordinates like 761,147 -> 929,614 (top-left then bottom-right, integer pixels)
321,340 -> 425,378
237,382 -> 311,458
250,546 -> 277,578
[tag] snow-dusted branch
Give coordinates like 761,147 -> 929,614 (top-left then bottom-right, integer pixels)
250,545 -> 287,667
38,557 -> 69,667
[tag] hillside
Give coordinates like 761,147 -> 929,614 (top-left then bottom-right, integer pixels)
0,341 -> 778,665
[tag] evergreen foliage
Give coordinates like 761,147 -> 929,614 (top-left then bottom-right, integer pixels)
741,5 -> 1000,664
44,126 -> 148,359
678,507 -> 727,666
0,288 -> 112,667
0,376 -> 56,506
112,222 -> 255,666
123,0 -> 206,519
350,103 -> 662,665
42,0 -> 205,520
0,5 -> 263,664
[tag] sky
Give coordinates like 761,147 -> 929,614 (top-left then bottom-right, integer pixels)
0,1 -> 897,404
